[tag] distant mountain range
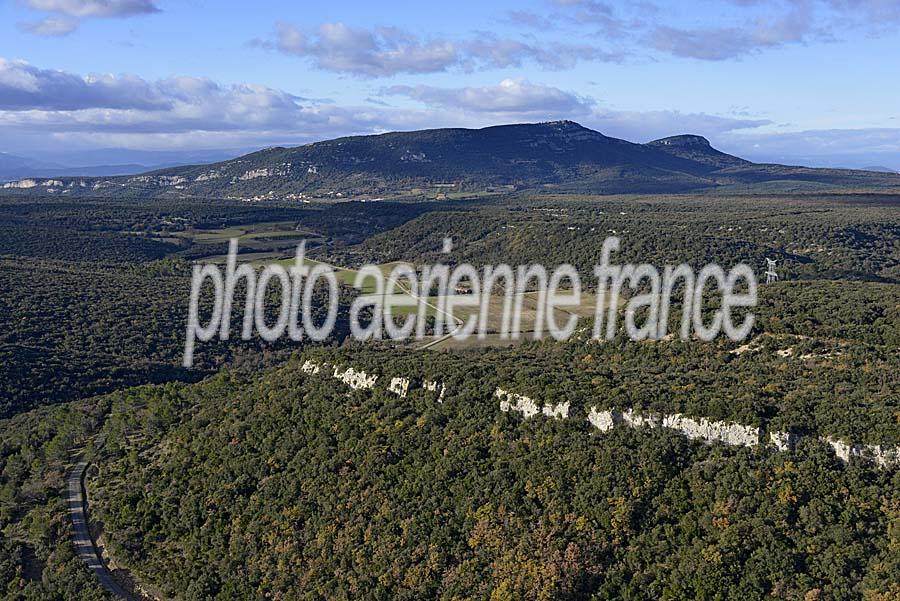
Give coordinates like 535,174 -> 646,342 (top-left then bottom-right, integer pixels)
3,121 -> 900,197
0,148 -> 244,183
862,166 -> 899,174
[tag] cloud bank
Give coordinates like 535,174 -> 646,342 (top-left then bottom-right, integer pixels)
261,22 -> 621,77
19,0 -> 160,36
1,58 -> 896,170
385,79 -> 595,117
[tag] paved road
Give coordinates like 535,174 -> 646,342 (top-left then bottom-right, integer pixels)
66,461 -> 134,600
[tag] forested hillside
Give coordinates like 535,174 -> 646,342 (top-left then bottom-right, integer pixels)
0,397 -> 113,599
0,197 -> 428,417
332,193 -> 900,283
0,190 -> 897,600
82,332 -> 900,600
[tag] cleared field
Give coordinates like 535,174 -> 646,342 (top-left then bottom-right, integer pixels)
229,250 -> 615,351
174,220 -> 305,243
173,221 -> 327,264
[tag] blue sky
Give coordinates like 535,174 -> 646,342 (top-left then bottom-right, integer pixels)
1,0 -> 899,168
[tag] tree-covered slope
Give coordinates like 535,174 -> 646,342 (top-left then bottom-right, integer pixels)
86,332 -> 900,600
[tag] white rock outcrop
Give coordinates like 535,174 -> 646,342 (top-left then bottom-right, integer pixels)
769,431 -> 800,452
542,402 -> 570,419
495,388 -> 540,418
495,388 -> 568,419
620,408 -> 661,429
587,408 -> 616,432
585,407 -> 760,448
296,360 -> 899,469
301,360 -> 447,402
301,360 -> 322,374
422,380 -> 446,402
867,444 -> 900,468
661,414 -> 760,447
2,179 -> 38,189
823,437 -> 859,463
332,366 -> 378,390
818,437 -> 899,467
238,168 -> 274,181
388,377 -> 410,398
195,170 -> 223,181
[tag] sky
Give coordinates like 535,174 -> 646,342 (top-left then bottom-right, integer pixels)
1,0 -> 900,169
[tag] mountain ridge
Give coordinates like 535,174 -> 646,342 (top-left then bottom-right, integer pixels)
4,121 -> 900,197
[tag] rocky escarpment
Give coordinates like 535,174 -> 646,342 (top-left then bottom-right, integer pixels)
583,408 -> 899,466
302,360 -> 447,401
298,359 -> 899,469
587,408 -> 759,447
820,437 -> 900,468
494,388 -> 569,419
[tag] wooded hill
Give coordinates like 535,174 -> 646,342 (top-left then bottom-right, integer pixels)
5,122 -> 900,198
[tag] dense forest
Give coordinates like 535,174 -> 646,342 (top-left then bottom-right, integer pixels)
0,196 -> 432,417
0,191 -> 897,599
82,344 -> 899,600
0,396 -> 112,600
330,193 -> 900,283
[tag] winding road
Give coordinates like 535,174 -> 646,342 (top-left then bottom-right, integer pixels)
66,461 -> 134,600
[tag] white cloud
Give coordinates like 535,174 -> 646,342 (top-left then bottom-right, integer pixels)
0,58 -> 174,110
650,2 -> 814,60
586,109 -> 772,142
0,59 -> 775,152
721,127 -> 900,169
19,15 -> 79,36
20,0 -> 160,36
384,78 -> 770,139
4,58 -> 896,170
463,34 -> 623,69
269,22 -> 459,77
262,22 -> 620,77
25,0 -> 160,18
386,79 -> 595,117
538,0 -> 900,61
0,58 -> 444,152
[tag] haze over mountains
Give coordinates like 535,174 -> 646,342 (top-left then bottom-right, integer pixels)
4,121 -> 900,198
0,148 -> 244,183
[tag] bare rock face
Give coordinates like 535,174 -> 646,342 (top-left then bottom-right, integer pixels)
301,360 -> 322,375
586,408 -> 661,432
585,406 -> 760,448
542,402 -> 570,419
620,409 -> 660,429
422,380 -> 447,402
823,437 -> 858,463
587,408 -> 616,432
661,414 -> 760,447
332,366 -> 378,390
297,358 -> 899,469
769,431 -> 800,452
868,444 -> 900,468
494,388 -> 569,420
819,437 -> 900,467
389,377 -> 410,398
495,388 -> 540,418
302,360 -> 446,402
2,179 -> 38,189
